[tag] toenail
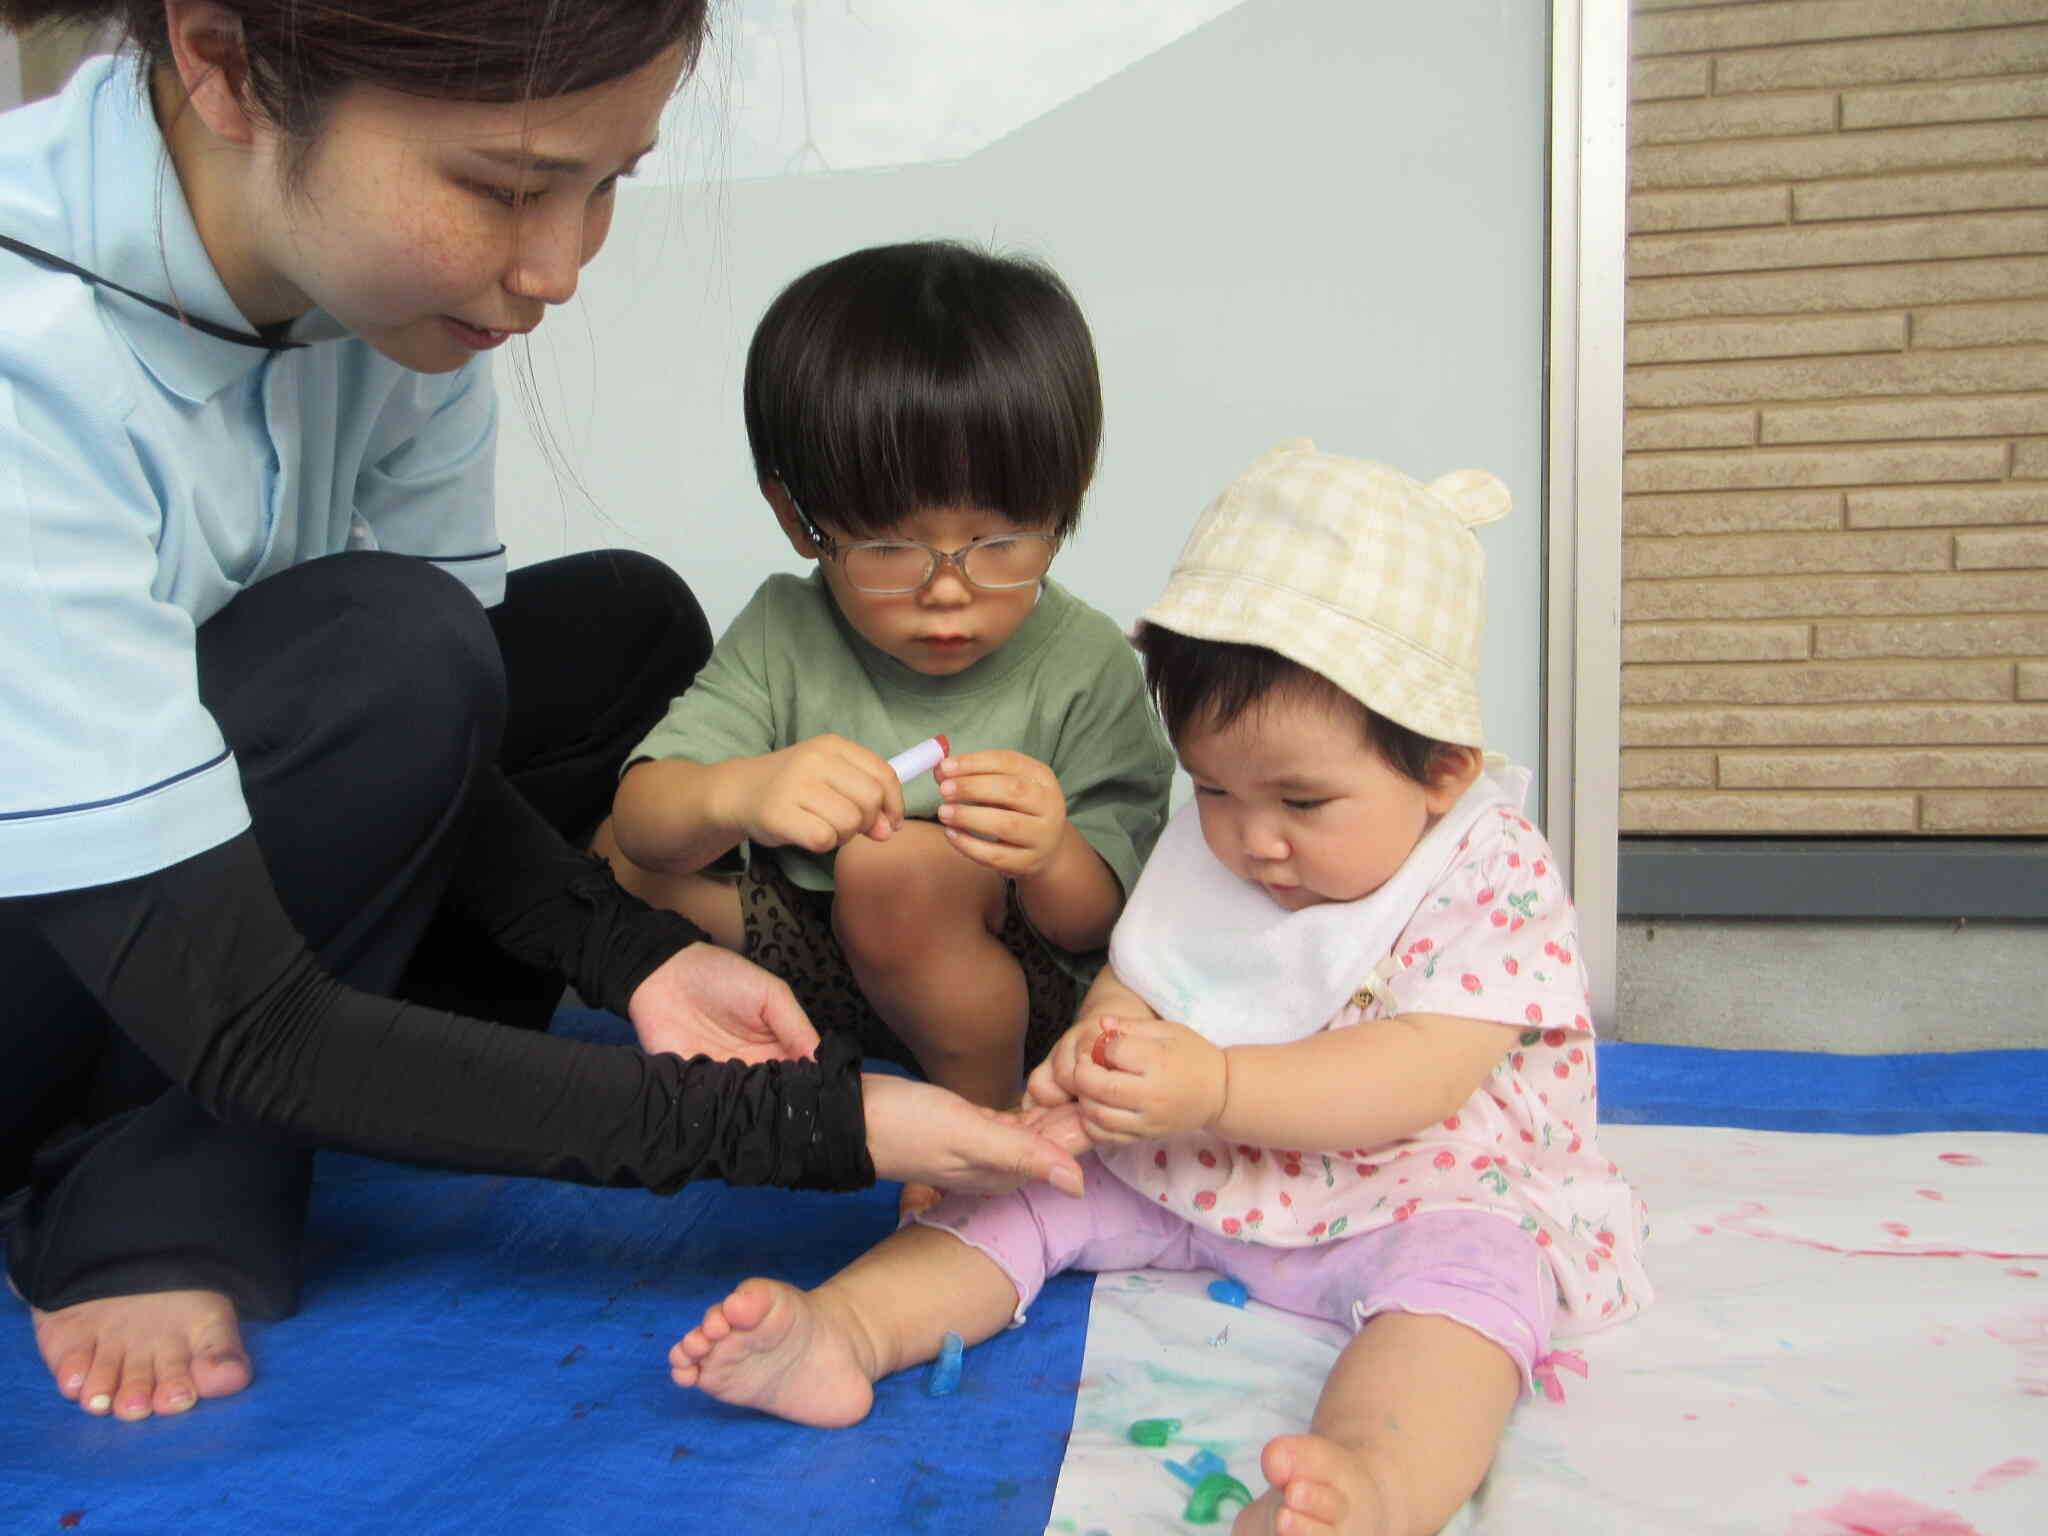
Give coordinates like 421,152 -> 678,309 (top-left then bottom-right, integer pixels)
87,1394 -> 112,1413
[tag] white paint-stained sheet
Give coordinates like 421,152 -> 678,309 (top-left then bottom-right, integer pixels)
1049,1123 -> 2048,1534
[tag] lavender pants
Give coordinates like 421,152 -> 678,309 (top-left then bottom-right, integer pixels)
916,1154 -> 1557,1387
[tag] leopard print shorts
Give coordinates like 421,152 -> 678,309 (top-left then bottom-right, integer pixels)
737,854 -> 1079,1080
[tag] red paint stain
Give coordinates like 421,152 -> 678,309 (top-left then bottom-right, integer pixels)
1984,1308 -> 2048,1396
1791,1489 -> 1982,1536
558,1344 -> 587,1367
1971,1456 -> 2036,1492
58,1517 -> 83,1531
1790,1473 -> 1810,1486
2009,1268 -> 2040,1279
1915,1189 -> 1943,1201
1881,1221 -> 1912,1238
1716,1203 -> 2048,1261
1938,1153 -> 1983,1167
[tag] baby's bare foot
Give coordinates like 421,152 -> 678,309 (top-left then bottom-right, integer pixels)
668,1278 -> 877,1427
32,1289 -> 251,1422
1232,1433 -> 1398,1536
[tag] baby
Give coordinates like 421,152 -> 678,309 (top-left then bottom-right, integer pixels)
597,242 -> 1174,1110
669,441 -> 1650,1535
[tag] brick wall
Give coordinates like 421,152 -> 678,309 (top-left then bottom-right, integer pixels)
1623,0 -> 2048,836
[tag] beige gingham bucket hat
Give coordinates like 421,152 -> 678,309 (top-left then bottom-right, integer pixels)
1141,439 -> 1509,747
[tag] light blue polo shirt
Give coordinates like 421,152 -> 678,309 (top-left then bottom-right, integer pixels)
0,53 -> 506,898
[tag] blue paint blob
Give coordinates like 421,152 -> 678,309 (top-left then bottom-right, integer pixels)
926,1330 -> 964,1396
1207,1277 -> 1249,1308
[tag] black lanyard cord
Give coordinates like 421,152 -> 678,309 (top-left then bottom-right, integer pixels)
1,233 -> 305,351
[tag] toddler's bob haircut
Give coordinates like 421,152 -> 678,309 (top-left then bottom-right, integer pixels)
1134,623 -> 1456,790
743,241 -> 1102,542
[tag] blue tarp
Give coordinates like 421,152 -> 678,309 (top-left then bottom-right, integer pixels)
4,1018 -> 2044,1534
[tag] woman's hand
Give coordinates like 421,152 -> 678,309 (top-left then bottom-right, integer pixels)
626,943 -> 820,1064
862,1074 -> 1085,1198
1055,1015 -> 1228,1146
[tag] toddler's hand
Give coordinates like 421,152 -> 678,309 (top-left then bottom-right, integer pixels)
1066,1016 -> 1227,1146
730,735 -> 904,853
933,749 -> 1067,881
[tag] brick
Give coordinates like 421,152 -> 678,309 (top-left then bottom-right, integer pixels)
1620,790 -> 1918,834
1719,748 -> 2048,788
1622,660 -> 2010,706
1625,489 -> 1843,536
1632,55 -> 1712,101
1630,257 -> 2048,322
1816,615 -> 2048,657
1921,790 -> 2048,831
1629,314 -> 1905,365
1914,300 -> 2048,347
1714,24 -> 2048,91
1630,213 -> 2048,280
1956,528 -> 2048,567
1631,92 -> 1838,147
1632,122 -> 2048,191
1844,75 -> 2048,130
1625,409 -> 1757,451
1622,701 -> 2048,747
1625,622 -> 1813,662
1849,485 -> 2048,527
1627,351 -> 2048,409
2016,440 -> 2048,476
1627,570 -> 2043,622
1619,750 -> 1717,789
1631,185 -> 1790,234
1624,443 -> 2007,493
1635,1 -> 2048,57
1625,530 -> 1952,578
2021,661 -> 2048,696
1796,168 -> 2048,223
1763,396 -> 2048,445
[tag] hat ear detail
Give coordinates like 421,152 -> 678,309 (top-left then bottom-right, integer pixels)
1429,469 -> 1511,530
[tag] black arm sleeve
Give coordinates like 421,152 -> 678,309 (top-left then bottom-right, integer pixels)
12,832 -> 873,1195
437,765 -> 707,1017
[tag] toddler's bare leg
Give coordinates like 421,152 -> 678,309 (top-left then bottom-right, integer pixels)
1232,1312 -> 1519,1536
590,816 -> 745,950
669,1223 -> 1020,1427
834,822 -> 1024,1109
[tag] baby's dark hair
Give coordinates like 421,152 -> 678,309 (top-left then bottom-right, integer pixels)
1134,622 -> 1453,788
743,241 -> 1102,542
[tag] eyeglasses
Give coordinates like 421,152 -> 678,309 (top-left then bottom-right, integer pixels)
788,493 -> 1056,594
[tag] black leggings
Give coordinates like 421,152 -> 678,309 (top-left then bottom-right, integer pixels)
0,549 -> 709,1318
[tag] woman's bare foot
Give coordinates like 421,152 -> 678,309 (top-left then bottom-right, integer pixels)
32,1289 -> 251,1422
1232,1433 -> 1399,1536
668,1277 -> 878,1428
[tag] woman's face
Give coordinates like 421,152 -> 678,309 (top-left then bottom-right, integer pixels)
236,43 -> 688,372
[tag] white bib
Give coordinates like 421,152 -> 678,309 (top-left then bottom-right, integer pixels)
1107,758 -> 1532,1047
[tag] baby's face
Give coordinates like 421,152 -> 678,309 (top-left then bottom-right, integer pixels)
1178,694 -> 1468,910
815,504 -> 1050,677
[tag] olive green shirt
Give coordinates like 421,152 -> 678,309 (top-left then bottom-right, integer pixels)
632,571 -> 1176,979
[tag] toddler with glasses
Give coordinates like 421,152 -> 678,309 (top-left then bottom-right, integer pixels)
666,442 -> 1651,1536
596,242 -> 1175,1114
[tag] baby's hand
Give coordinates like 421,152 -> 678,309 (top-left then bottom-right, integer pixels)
934,749 -> 1067,881
1026,1017 -> 1101,1108
1064,1016 -> 1227,1146
730,735 -> 904,853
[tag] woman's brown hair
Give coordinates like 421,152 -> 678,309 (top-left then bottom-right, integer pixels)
1,2 -> 706,150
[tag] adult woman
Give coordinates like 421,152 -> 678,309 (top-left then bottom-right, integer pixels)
0,0 -> 1084,1424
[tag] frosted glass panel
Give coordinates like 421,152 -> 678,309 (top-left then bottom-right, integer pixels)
684,0 -> 1242,179
498,0 -> 1549,785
